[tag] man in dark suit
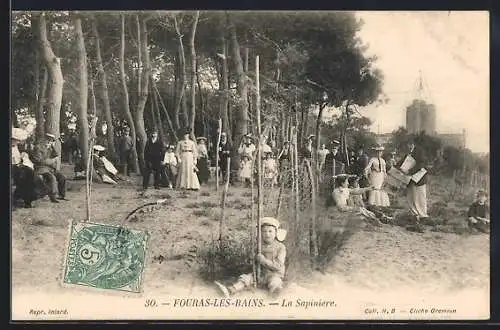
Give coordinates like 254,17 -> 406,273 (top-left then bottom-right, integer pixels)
143,131 -> 164,190
218,132 -> 232,182
401,139 -> 429,223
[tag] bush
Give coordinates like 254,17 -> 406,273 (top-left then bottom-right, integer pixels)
198,234 -> 254,282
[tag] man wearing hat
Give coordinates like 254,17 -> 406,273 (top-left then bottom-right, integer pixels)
143,130 -> 164,190
31,132 -> 67,203
218,132 -> 232,182
354,145 -> 369,188
118,126 -> 133,176
323,139 -> 345,179
12,127 -> 37,208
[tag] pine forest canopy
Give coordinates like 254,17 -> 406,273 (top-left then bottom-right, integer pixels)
12,10 -> 384,170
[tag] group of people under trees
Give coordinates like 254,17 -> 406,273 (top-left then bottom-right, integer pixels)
11,123 -> 489,300
12,123 -> 489,235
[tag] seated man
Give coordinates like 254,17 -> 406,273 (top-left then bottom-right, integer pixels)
467,190 -> 489,233
31,133 -> 68,203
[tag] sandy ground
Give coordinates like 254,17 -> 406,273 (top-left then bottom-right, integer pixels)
11,165 -> 489,320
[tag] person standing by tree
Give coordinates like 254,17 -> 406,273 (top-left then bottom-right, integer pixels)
317,143 -> 330,172
354,146 -> 369,187
66,127 -> 79,165
142,130 -> 164,191
196,137 -> 210,185
31,133 -> 67,203
218,132 -> 231,183
176,129 -> 200,191
119,127 -> 133,176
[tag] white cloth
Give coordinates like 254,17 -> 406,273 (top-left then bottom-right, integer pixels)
12,145 -> 22,165
407,183 -> 428,218
175,139 -> 200,190
365,157 -> 390,207
101,156 -> 118,175
318,148 -> 330,169
263,158 -> 277,180
197,143 -> 208,159
163,151 -> 178,166
238,143 -> 255,179
333,187 -> 351,207
260,143 -> 272,154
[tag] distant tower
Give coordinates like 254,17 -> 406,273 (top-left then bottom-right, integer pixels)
405,70 -> 436,135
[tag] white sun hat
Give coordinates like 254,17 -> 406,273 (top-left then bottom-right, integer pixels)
259,217 -> 287,242
93,145 -> 106,152
12,127 -> 28,141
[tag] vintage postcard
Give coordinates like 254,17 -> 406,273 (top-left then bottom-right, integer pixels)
11,10 -> 489,320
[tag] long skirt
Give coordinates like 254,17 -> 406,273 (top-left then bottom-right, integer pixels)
176,152 -> 200,190
239,158 -> 253,180
407,182 -> 428,218
197,157 -> 210,184
367,171 -> 390,207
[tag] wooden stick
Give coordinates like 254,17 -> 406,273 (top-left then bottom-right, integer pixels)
256,55 -> 263,286
219,157 -> 231,241
215,118 -> 222,191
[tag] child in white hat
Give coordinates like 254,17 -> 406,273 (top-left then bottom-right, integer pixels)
215,217 -> 287,297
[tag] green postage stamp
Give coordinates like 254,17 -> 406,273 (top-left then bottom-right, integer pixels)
62,221 -> 149,293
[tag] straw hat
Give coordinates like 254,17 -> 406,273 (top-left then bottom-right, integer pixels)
93,145 -> 106,152
196,136 -> 207,142
332,139 -> 340,145
372,145 -> 385,151
168,145 -> 175,149
259,217 -> 287,242
12,127 -> 28,141
45,133 -> 56,140
307,134 -> 315,140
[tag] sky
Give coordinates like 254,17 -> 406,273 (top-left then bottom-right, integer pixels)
352,11 -> 489,153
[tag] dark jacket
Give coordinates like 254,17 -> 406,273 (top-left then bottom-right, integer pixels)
144,139 -> 164,168
354,153 -> 369,176
218,142 -> 231,162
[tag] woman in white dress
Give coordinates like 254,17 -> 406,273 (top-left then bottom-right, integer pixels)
175,130 -> 200,190
238,134 -> 256,187
364,145 -> 390,207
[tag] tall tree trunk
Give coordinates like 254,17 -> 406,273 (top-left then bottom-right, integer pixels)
136,15 -> 142,108
219,35 -> 231,144
119,14 -> 140,173
36,64 -> 48,139
92,18 -> 117,161
31,14 -> 46,139
73,14 -> 90,166
37,12 -> 63,139
228,15 -> 248,154
196,56 -> 205,137
150,80 -> 165,142
189,11 -> 199,138
173,15 -> 189,130
135,17 -> 151,172
173,52 -> 180,132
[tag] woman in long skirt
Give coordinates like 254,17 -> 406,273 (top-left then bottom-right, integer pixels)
364,145 -> 390,207
196,137 -> 210,185
175,130 -> 200,191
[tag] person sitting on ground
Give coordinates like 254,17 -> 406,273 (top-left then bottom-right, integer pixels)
92,145 -> 121,184
332,174 -> 390,225
12,127 -> 37,208
467,190 -> 489,233
31,132 -> 68,203
214,217 -> 287,298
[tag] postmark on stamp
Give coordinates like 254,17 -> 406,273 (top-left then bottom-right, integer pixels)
62,221 -> 149,293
